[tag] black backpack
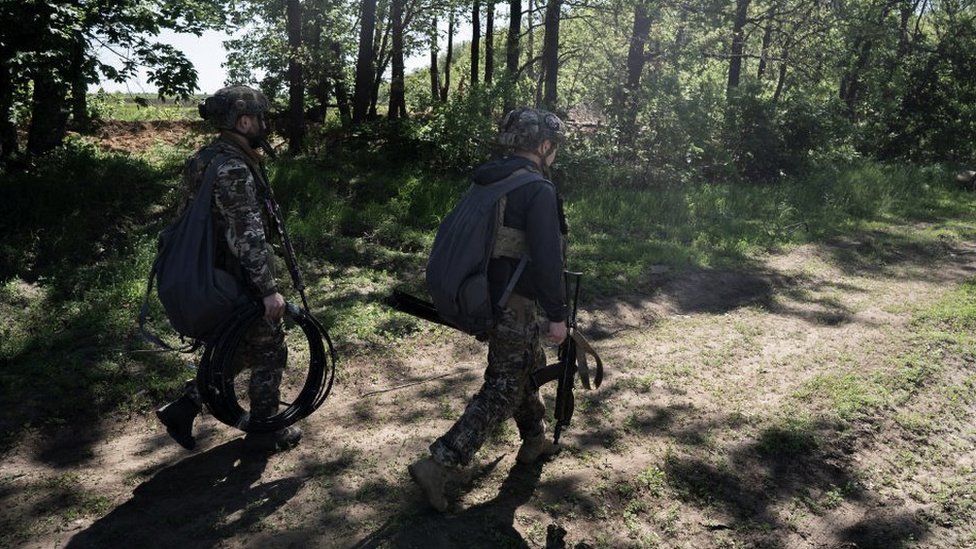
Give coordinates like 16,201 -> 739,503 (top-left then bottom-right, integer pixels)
425,169 -> 545,336
139,149 -> 247,346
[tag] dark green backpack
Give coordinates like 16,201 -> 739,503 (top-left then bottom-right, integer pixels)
425,169 -> 544,336
139,149 -> 246,347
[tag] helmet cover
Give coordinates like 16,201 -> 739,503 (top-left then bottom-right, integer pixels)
198,86 -> 270,130
497,107 -> 566,150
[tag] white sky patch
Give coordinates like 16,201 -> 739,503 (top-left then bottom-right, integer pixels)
92,20 -> 480,95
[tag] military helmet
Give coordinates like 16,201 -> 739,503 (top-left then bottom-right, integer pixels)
198,86 -> 270,129
497,107 -> 566,150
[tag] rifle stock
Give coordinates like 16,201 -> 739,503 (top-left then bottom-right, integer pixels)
385,290 -> 459,331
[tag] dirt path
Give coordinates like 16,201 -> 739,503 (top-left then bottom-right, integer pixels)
3,224 -> 976,548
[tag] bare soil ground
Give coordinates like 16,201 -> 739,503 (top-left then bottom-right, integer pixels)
3,224 -> 976,548
89,120 -> 211,154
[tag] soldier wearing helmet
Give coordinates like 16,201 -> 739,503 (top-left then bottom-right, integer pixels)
155,85 -> 301,454
409,107 -> 569,511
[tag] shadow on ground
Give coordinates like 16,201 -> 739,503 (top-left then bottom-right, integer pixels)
353,457 -> 545,548
65,439 -> 307,548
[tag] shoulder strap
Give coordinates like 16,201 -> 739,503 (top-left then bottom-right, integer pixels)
488,169 -> 548,309
484,169 -> 547,199
137,150 -> 227,352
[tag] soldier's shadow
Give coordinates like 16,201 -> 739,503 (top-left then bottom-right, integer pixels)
67,439 -> 303,548
355,456 -> 545,548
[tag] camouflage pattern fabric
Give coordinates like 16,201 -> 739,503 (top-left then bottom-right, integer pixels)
497,108 -> 566,150
232,318 -> 288,419
178,317 -> 285,419
430,296 -> 548,467
178,137 -> 286,423
180,138 -> 278,297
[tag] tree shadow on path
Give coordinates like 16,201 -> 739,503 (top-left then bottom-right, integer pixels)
353,457 -> 545,548
66,439 -> 303,548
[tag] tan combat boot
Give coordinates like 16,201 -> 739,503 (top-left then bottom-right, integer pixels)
516,434 -> 560,464
408,457 -> 449,512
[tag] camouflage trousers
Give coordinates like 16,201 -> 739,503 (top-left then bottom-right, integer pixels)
185,316 -> 287,420
430,295 -> 548,468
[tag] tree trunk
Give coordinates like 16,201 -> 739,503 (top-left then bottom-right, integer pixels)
485,1 -> 495,85
757,24 -> 772,79
331,41 -> 352,126
726,0 -> 750,99
485,0 -> 495,86
27,68 -> 69,155
504,0 -> 521,111
368,0 -> 392,119
68,34 -> 90,131
388,0 -> 407,119
527,0 -> 536,82
0,56 -> 16,160
839,2 -> 895,118
440,12 -> 455,101
672,4 -> 688,66
617,1 -> 651,130
840,38 -> 872,116
286,0 -> 304,154
898,1 -> 912,58
471,0 -> 481,86
430,17 -> 440,101
541,0 -> 561,110
626,3 -> 651,92
353,0 -> 378,122
772,52 -> 788,104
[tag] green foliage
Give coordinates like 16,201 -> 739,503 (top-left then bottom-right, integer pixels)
88,91 -> 199,122
406,87 -> 499,173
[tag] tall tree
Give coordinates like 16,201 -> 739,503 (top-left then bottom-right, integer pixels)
430,16 -> 441,101
726,0 -> 750,99
504,0 -> 521,110
616,0 -> 653,130
440,11 -> 455,101
353,0 -> 379,122
541,0 -> 562,109
471,0 -> 481,86
388,0 -> 407,118
485,0 -> 495,85
286,0 -> 304,154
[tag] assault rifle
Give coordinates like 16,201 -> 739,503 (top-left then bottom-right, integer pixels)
385,273 -> 603,444
527,272 -> 604,444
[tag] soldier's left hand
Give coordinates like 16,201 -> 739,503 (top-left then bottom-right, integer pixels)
263,292 -> 286,323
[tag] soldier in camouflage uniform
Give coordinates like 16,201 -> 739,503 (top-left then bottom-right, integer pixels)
409,108 -> 570,511
155,86 -> 300,454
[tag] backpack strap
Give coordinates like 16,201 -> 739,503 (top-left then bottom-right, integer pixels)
489,169 -> 547,259
484,168 -> 548,309
138,148 -> 227,352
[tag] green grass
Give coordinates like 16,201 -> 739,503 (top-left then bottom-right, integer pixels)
89,91 -> 200,122
568,162 -> 975,296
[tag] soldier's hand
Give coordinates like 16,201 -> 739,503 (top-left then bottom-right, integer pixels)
263,292 -> 286,323
547,320 -> 568,346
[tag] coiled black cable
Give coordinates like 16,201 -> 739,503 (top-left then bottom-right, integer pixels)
197,302 -> 337,433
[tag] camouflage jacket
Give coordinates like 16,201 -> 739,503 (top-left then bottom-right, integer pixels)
179,134 -> 278,298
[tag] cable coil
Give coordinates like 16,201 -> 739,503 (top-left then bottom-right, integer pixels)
197,302 -> 337,433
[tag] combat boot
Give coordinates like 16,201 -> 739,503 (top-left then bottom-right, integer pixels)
516,434 -> 560,464
243,426 -> 303,453
156,394 -> 202,450
408,457 -> 449,512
